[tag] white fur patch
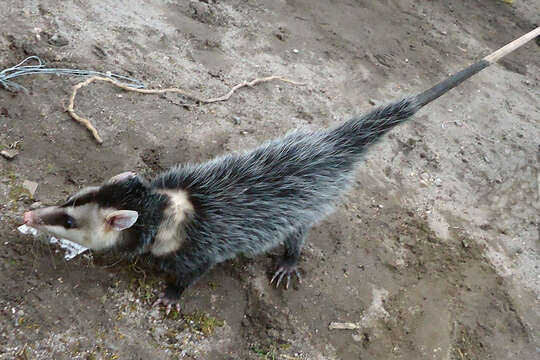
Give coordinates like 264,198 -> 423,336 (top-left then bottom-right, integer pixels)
151,189 -> 194,256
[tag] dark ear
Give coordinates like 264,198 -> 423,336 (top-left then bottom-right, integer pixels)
107,171 -> 137,184
105,210 -> 138,231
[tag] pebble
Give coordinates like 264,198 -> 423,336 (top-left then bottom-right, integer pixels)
434,178 -> 443,187
23,180 -> 39,198
30,202 -> 42,210
292,48 -> 299,54
48,33 -> 69,47
149,309 -> 160,319
329,321 -> 358,330
1,149 -> 19,160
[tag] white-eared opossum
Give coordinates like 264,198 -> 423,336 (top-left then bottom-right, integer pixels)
23,28 -> 540,313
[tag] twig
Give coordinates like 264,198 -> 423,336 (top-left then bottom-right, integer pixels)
67,75 -> 305,144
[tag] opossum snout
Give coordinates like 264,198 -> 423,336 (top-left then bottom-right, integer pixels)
23,211 -> 42,226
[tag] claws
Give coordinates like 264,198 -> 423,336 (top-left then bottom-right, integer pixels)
271,264 -> 302,289
166,303 -> 181,315
152,292 -> 181,315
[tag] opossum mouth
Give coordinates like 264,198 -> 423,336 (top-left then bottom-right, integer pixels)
23,211 -> 44,226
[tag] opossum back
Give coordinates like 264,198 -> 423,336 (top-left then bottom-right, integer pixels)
152,130 -> 357,253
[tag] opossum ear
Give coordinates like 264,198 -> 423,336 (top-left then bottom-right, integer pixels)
105,210 -> 139,231
107,171 -> 137,184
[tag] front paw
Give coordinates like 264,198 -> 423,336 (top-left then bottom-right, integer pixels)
152,284 -> 181,315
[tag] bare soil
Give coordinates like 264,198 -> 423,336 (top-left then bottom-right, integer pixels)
1,1 -> 539,359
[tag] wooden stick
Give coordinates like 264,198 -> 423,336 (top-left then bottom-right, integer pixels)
483,26 -> 540,63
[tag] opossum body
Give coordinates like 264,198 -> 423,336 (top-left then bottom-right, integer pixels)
22,28 -> 540,310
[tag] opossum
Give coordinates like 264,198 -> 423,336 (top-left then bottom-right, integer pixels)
22,28 -> 540,313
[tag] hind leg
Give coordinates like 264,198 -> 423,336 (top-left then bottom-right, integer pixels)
271,227 -> 306,289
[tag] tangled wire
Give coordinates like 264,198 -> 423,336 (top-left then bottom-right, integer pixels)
0,56 -> 144,92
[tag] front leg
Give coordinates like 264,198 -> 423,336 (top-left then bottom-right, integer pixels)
153,281 -> 183,314
152,250 -> 214,314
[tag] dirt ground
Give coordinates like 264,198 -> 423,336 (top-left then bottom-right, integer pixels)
0,1 -> 539,359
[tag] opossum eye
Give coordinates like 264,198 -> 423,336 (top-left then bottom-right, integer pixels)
64,215 -> 76,229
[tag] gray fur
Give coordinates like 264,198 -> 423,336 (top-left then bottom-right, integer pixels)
146,97 -> 421,300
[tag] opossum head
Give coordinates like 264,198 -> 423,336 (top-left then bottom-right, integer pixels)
23,172 -> 148,251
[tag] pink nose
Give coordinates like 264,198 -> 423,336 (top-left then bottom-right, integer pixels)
23,211 -> 34,225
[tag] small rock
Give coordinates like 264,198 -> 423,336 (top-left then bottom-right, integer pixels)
30,202 -> 42,210
48,33 -> 69,47
273,27 -> 289,41
434,178 -> 443,187
1,149 -> 19,160
266,328 -> 281,339
232,116 -> 241,125
462,239 -> 469,248
149,309 -> 160,319
292,48 -> 299,54
240,130 -> 248,136
369,99 -> 378,106
22,180 -> 39,198
329,322 -> 358,330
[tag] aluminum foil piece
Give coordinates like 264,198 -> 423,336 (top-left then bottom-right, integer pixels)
17,224 -> 88,260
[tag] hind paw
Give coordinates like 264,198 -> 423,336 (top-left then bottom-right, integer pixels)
271,260 -> 302,289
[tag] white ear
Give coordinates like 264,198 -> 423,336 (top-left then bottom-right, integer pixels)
106,210 -> 139,231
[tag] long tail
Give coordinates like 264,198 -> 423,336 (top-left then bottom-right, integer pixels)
329,26 -> 540,151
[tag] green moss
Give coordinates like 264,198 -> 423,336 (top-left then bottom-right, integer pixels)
250,340 -> 291,359
183,311 -> 224,336
169,309 -> 180,320
9,185 -> 31,201
250,345 -> 277,360
46,163 -> 57,174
